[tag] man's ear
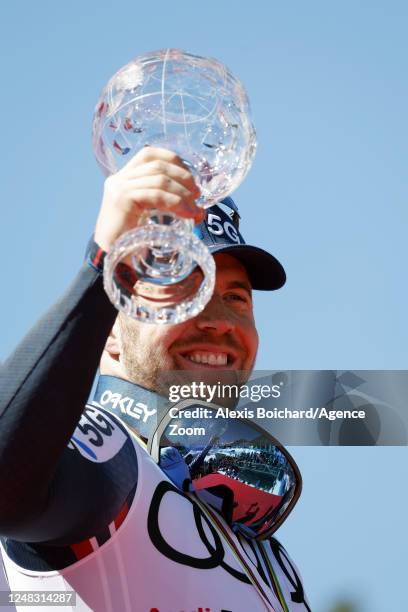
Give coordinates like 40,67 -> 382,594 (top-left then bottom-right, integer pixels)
104,318 -> 122,361
100,317 -> 125,376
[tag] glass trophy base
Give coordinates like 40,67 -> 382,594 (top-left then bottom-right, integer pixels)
103,218 -> 215,324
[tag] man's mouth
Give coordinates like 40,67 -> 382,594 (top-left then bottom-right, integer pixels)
184,351 -> 228,366
175,346 -> 239,369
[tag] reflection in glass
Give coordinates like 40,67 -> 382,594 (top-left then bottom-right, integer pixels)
159,411 -> 298,538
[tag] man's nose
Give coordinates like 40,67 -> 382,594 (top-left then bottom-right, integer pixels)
195,294 -> 235,336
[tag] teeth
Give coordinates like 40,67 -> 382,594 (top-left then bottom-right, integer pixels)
185,352 -> 228,366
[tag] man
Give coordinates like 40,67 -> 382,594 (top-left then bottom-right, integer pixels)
0,147 -> 310,611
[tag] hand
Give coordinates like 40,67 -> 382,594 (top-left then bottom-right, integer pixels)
94,146 -> 205,252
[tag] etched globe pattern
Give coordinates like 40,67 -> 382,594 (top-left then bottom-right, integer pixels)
93,49 -> 256,207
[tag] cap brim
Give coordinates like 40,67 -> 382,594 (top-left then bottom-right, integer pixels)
208,244 -> 286,291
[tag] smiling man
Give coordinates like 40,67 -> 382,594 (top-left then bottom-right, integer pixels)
0,148 -> 310,611
102,253 -> 259,406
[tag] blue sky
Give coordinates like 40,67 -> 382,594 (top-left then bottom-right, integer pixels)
1,2 -> 407,610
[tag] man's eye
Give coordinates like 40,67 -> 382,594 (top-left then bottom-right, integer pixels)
225,293 -> 249,303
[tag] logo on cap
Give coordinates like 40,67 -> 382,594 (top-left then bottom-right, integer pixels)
206,211 -> 241,244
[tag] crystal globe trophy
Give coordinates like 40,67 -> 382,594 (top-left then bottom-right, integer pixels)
92,48 -> 256,324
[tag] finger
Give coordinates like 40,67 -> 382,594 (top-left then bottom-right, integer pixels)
125,188 -> 204,223
122,160 -> 200,198
125,146 -> 186,170
124,175 -> 198,204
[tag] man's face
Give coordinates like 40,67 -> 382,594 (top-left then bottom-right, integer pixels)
116,253 -> 259,395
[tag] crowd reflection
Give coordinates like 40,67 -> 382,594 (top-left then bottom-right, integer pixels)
181,439 -> 294,496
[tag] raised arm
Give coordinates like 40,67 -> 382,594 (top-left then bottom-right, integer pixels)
0,147 -> 202,542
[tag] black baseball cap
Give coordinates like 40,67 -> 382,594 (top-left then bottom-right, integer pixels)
194,197 -> 286,291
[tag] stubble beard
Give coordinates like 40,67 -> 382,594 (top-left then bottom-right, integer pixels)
118,315 -> 254,407
118,315 -> 171,395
